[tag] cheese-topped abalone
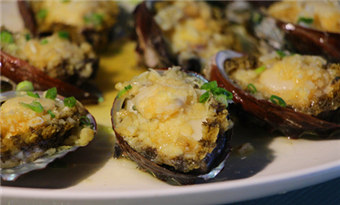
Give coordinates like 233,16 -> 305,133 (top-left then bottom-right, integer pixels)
153,1 -> 236,66
228,54 -> 340,115
114,68 -> 231,173
31,0 -> 118,32
0,29 -> 96,82
0,91 -> 95,168
268,0 -> 340,33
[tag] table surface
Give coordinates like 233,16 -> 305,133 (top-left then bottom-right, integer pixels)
233,177 -> 340,205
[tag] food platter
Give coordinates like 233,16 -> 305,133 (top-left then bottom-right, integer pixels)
1,1 -> 340,204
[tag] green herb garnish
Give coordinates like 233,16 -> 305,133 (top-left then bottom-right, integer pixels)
20,101 -> 44,113
252,12 -> 263,25
200,81 -> 233,107
40,39 -> 48,45
117,85 -> 132,98
254,65 -> 266,74
45,87 -> 57,100
16,81 -> 34,91
47,110 -> 55,118
25,33 -> 31,41
247,83 -> 257,94
270,95 -> 286,107
27,91 -> 40,98
276,50 -> 286,58
64,96 -> 77,107
98,97 -> 104,103
199,91 -> 210,103
80,116 -> 93,128
84,13 -> 104,26
37,9 -> 48,20
1,31 -> 14,44
60,0 -> 70,3
297,17 -> 314,25
58,31 -> 69,39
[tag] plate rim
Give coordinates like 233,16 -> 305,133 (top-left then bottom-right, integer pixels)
2,158 -> 340,204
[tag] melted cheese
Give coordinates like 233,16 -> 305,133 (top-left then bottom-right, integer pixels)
232,55 -> 334,111
115,68 -> 211,162
268,0 -> 340,33
0,96 -> 56,139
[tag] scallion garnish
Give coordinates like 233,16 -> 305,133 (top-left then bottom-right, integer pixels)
20,101 -> 44,113
1,31 -> 14,44
297,17 -> 313,25
37,9 -> 48,20
64,96 -> 77,107
200,81 -> 233,107
84,13 -> 104,26
40,39 -> 48,45
117,85 -> 132,98
247,83 -> 257,94
47,110 -> 55,118
79,116 -> 93,128
254,65 -> 266,74
61,0 -> 70,3
45,87 -> 57,100
276,50 -> 286,58
98,97 -> 104,103
270,95 -> 286,107
25,33 -> 31,41
58,31 -> 69,39
16,81 -> 34,91
27,91 -> 40,98
199,91 -> 210,103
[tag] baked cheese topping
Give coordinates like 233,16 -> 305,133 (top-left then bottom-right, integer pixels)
31,0 -> 118,31
114,68 -> 230,172
154,1 -> 235,65
231,54 -> 339,115
1,31 -> 95,80
268,0 -> 340,33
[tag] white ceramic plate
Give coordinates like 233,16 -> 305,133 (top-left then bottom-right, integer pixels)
2,123 -> 340,205
1,1 -> 340,205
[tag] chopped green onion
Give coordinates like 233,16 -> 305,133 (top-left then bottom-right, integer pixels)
16,81 -> 34,91
199,91 -> 210,103
27,91 -> 40,98
98,97 -> 104,103
132,105 -> 137,111
201,81 -> 218,91
79,116 -> 93,128
64,96 -> 77,107
1,31 -> 14,44
200,81 -> 233,105
84,13 -> 104,26
45,87 -> 57,100
40,39 -> 48,45
252,12 -> 263,24
270,95 -> 286,107
25,33 -> 31,41
20,101 -> 44,113
37,9 -> 48,20
60,0 -> 70,3
276,50 -> 286,58
58,31 -> 69,39
214,95 -> 229,108
297,17 -> 313,25
47,110 -> 55,118
117,85 -> 132,98
247,83 -> 257,94
254,65 -> 266,74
